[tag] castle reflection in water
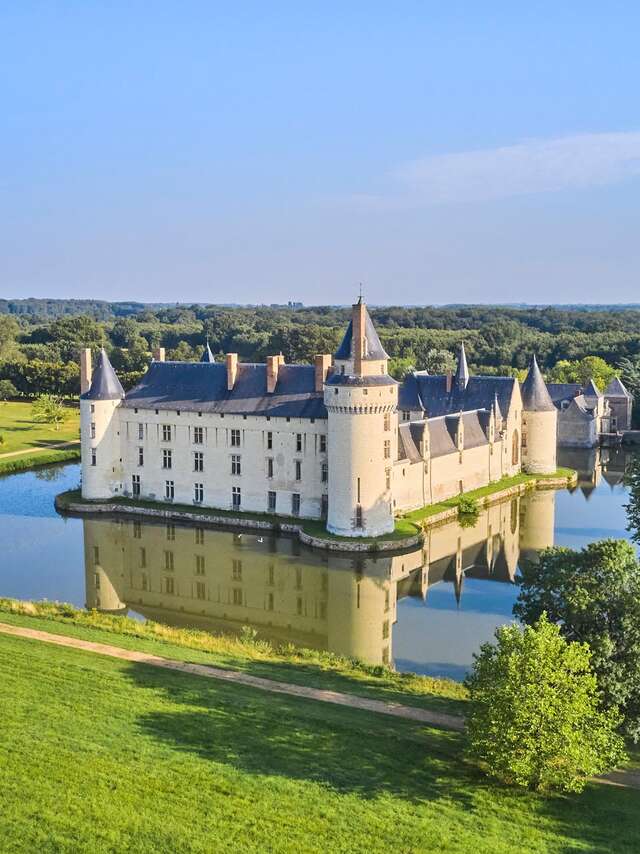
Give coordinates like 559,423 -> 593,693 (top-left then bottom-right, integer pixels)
83,447 -> 631,670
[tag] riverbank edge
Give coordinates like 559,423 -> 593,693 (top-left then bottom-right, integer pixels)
55,469 -> 577,553
0,446 -> 80,475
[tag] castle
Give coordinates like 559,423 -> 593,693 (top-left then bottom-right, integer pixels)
80,299 -> 582,538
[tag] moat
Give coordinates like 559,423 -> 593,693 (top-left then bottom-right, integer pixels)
1,447 -> 636,680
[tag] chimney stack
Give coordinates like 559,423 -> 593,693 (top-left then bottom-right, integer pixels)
266,355 -> 280,393
314,354 -> 332,392
446,370 -> 452,394
153,347 -> 165,362
353,298 -> 366,376
226,353 -> 238,391
80,348 -> 92,395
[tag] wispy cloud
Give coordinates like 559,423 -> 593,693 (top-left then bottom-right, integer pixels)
348,132 -> 640,209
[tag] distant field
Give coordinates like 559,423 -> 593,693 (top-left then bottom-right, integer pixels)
0,402 -> 79,471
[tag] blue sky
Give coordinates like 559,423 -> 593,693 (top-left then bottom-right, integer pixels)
2,2 -> 640,305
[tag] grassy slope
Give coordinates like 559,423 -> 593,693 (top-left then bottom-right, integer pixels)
1,631 -> 639,854
0,401 -> 80,472
0,600 -> 466,715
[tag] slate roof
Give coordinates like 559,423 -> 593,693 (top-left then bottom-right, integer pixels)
121,361 -> 327,419
334,304 -> 389,361
82,349 -> 125,401
605,376 -> 632,398
583,379 -> 603,399
546,383 -> 582,404
521,356 -> 556,412
398,373 -> 517,419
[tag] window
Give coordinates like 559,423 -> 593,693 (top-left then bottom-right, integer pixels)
512,430 -> 519,466
402,410 -> 410,421
232,559 -> 242,580
321,494 -> 328,519
93,546 -> 100,564
296,433 -> 302,453
165,480 -> 174,500
90,422 -> 96,439
267,564 -> 275,586
296,597 -> 303,616
267,457 -> 274,478
355,505 -> 363,528
268,490 -> 276,512
383,439 -> 391,459
195,527 -> 204,545
162,449 -> 172,469
292,493 -> 301,516
233,588 -> 243,605
267,591 -> 274,611
231,454 -> 241,475
382,620 -> 390,640
319,434 -> 327,453
137,447 -> 144,467
231,428 -> 241,447
194,482 -> 204,503
162,424 -> 172,442
141,572 -> 148,591
164,550 -> 174,571
132,474 -> 141,497
91,449 -> 97,467
193,426 -> 204,444
133,521 -> 141,539
138,423 -> 144,440
139,547 -> 146,568
267,431 -> 273,450
90,404 -> 95,414
166,524 -> 175,541
195,555 -> 205,575
321,462 -> 328,483
383,413 -> 390,432
295,460 -> 302,481
232,486 -> 241,509
165,577 -> 175,595
196,581 -> 206,601
385,468 -> 391,490
194,451 -> 204,472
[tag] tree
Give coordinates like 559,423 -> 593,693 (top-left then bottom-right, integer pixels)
423,348 -> 456,375
514,539 -> 640,740
0,315 -> 19,360
465,615 -> 625,793
32,394 -> 67,430
547,356 -> 616,390
0,379 -> 17,400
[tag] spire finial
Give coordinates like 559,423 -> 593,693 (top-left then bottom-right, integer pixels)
358,282 -> 364,303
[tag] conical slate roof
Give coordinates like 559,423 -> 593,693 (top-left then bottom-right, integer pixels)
82,349 -> 125,401
605,376 -> 632,398
200,342 -> 215,363
334,303 -> 389,361
521,356 -> 556,412
454,343 -> 470,390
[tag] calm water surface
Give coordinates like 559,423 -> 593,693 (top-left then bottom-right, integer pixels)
0,447 -> 635,679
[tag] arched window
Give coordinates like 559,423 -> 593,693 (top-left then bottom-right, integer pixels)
512,430 -> 519,465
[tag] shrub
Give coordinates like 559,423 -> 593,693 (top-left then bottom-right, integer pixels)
465,614 -> 625,793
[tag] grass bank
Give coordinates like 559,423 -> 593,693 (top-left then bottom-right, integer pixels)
0,447 -> 80,475
1,613 -> 638,853
0,599 -> 466,715
0,401 -> 80,473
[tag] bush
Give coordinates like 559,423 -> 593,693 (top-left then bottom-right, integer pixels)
465,614 -> 625,793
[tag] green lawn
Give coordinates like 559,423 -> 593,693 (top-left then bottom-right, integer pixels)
1,629 -> 638,854
0,401 -> 79,472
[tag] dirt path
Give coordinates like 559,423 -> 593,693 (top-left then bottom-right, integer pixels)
0,621 -> 464,731
0,440 -> 80,459
1,620 -> 638,789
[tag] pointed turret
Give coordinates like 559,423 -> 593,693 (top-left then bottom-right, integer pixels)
521,356 -> 557,475
605,376 -> 631,398
604,376 -> 633,431
82,349 -> 124,400
333,298 -> 389,377
521,356 -> 555,412
454,343 -> 470,391
200,341 -> 215,363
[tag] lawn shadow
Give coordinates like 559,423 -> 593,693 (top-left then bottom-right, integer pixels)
125,660 -> 474,808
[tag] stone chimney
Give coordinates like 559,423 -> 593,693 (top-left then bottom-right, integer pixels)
352,298 -> 366,376
153,347 -> 166,362
266,355 -> 280,393
226,353 -> 238,391
445,370 -> 452,393
80,348 -> 92,395
314,354 -> 332,392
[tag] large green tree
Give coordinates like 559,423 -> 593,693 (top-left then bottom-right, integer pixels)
465,615 -> 625,793
514,539 -> 640,740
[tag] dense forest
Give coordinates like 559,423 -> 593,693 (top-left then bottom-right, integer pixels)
2,300 -> 640,406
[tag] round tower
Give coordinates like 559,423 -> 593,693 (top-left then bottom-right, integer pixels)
80,348 -> 125,499
520,355 -> 557,475
325,299 -> 397,537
